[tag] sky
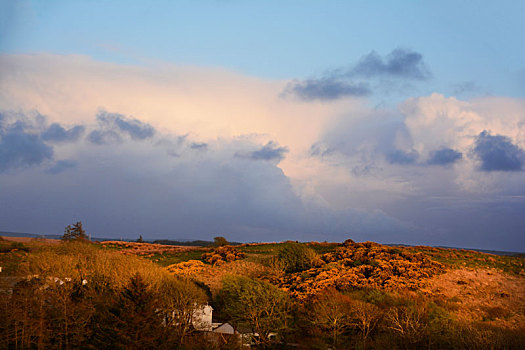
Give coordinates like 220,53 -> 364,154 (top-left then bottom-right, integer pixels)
0,1 -> 524,251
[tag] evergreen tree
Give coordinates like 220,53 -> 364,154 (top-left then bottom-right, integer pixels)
62,221 -> 88,241
92,274 -> 169,349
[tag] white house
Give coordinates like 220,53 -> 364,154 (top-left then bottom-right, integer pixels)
192,304 -> 213,331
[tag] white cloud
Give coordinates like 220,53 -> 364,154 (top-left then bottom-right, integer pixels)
1,53 -> 524,250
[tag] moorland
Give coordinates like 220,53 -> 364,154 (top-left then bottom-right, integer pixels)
0,231 -> 524,349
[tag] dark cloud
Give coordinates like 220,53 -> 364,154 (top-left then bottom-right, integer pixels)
244,141 -> 289,161
283,78 -> 370,101
88,111 -> 155,144
87,129 -> 122,145
427,148 -> 463,165
46,160 -> 77,174
473,131 -> 523,171
0,122 -> 53,172
0,132 -> 414,244
350,48 -> 431,80
190,142 -> 208,150
112,115 -> 155,140
42,123 -> 85,142
283,48 -> 430,101
386,149 -> 418,165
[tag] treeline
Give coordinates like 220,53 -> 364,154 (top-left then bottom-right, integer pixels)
0,242 -> 209,349
152,239 -> 241,247
152,239 -> 216,247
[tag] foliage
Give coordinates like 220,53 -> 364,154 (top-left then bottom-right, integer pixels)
213,236 -> 229,247
166,260 -> 207,278
278,242 -> 321,273
0,241 -> 209,349
1,237 -> 524,349
216,275 -> 292,346
305,288 -> 382,349
92,273 -> 169,349
281,241 -> 444,300
62,221 -> 88,241
202,246 -> 245,265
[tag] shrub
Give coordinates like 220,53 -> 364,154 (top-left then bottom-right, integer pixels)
278,242 -> 321,273
202,246 -> 245,265
213,236 -> 229,247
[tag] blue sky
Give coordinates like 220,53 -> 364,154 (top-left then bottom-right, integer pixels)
3,1 -> 524,97
1,1 -> 524,250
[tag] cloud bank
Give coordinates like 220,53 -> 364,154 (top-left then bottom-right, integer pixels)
1,54 -> 524,251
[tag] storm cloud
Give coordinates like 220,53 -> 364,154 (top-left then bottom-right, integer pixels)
236,141 -> 289,162
0,120 -> 53,172
427,148 -> 463,165
473,131 -> 523,171
283,78 -> 370,101
283,48 -> 430,101
350,48 -> 431,80
0,111 -> 414,243
2,54 -> 525,251
88,111 -> 155,144
42,123 -> 85,142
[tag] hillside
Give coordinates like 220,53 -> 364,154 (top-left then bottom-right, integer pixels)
1,236 -> 524,348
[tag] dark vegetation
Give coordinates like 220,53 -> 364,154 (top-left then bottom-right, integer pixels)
152,239 -> 241,247
1,228 -> 524,349
61,221 -> 88,242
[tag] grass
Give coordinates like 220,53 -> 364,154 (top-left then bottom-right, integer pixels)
408,246 -> 524,275
146,249 -> 207,267
237,241 -> 339,256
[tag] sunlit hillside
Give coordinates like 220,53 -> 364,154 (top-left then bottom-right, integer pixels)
1,235 -> 524,349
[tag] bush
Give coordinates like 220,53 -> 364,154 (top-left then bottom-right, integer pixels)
278,242 -> 321,273
202,246 -> 245,265
213,236 -> 229,247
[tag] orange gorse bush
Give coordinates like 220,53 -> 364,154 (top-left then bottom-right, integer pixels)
280,241 -> 444,300
201,246 -> 245,265
165,260 -> 207,277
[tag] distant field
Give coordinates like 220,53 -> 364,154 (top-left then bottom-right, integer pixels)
0,235 -> 60,244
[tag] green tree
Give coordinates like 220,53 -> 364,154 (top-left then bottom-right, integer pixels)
217,275 -> 291,346
278,242 -> 320,273
213,236 -> 229,247
62,221 -> 88,241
